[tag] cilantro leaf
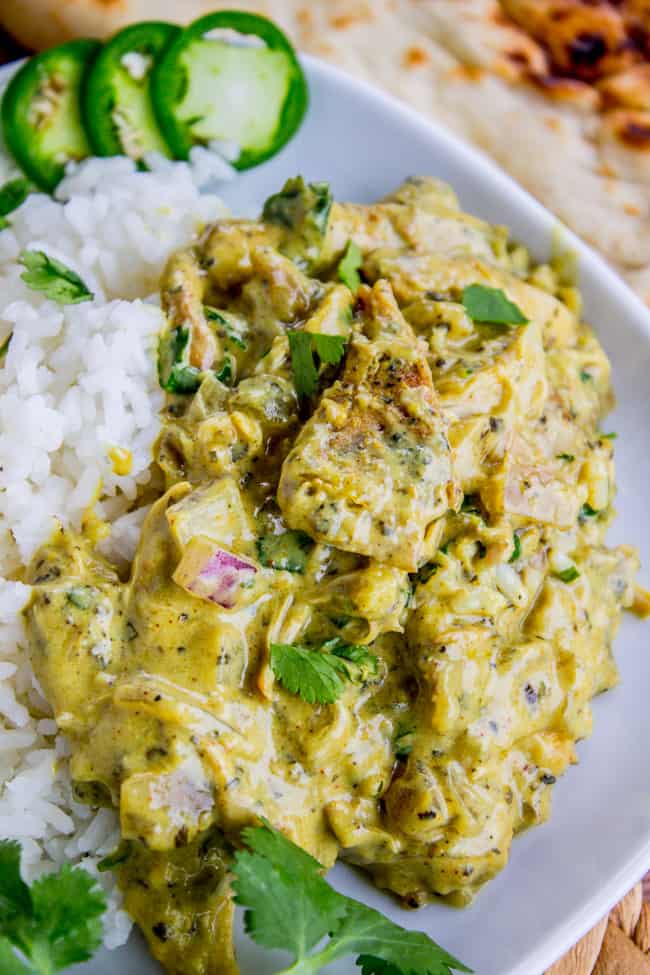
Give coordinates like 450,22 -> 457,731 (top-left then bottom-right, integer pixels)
232,823 -> 471,975
233,821 -> 345,958
288,331 -> 319,397
270,639 -> 378,704
30,866 -> 106,970
557,453 -> 575,462
270,643 -> 347,704
311,333 -> 347,365
0,840 -> 106,975
19,251 -> 93,305
323,638 -> 379,683
288,331 -> 347,397
462,284 -> 527,326
0,178 -> 31,228
338,240 -> 363,292
322,900 -> 470,975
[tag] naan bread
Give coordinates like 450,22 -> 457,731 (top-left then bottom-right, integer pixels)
3,0 -> 650,302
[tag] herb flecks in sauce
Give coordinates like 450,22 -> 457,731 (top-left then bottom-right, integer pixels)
23,175 -> 639,973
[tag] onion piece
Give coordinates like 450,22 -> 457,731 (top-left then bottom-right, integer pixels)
173,535 -> 256,608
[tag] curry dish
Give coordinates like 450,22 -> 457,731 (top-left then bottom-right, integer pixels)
23,177 -> 640,974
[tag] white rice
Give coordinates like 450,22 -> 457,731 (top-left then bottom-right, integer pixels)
0,156 -> 231,948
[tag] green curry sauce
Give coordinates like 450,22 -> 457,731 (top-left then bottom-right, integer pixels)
24,176 -> 640,974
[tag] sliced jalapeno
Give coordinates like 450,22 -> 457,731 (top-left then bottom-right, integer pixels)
1,39 -> 100,192
151,11 -> 307,170
83,22 -> 179,162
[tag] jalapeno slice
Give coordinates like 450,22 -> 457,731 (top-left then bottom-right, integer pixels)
83,22 -> 180,162
151,11 -> 307,170
1,39 -> 100,192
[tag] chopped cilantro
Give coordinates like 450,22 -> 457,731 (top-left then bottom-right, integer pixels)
579,369 -> 592,382
580,503 -> 599,519
19,251 -> 93,305
215,355 -> 233,385
338,240 -> 363,292
263,177 -> 332,236
203,306 -> 248,349
554,566 -> 580,584
600,431 -> 617,440
158,325 -> 201,394
394,724 -> 415,759
262,177 -> 332,266
257,530 -> 314,573
270,639 -> 379,704
509,533 -> 521,563
97,841 -> 132,873
462,284 -> 527,326
557,453 -> 575,462
288,331 -> 347,397
415,562 -> 437,584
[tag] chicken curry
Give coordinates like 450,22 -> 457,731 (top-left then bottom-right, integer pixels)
23,176 -> 640,974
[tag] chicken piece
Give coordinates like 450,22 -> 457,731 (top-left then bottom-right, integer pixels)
165,478 -> 255,554
310,563 -> 411,641
365,250 -> 577,350
161,248 -> 218,371
479,393 -> 614,527
318,176 -> 508,271
434,314 -> 547,422
23,528 -> 123,732
200,219 -> 279,291
508,731 -> 577,831
241,245 -> 322,326
278,280 -> 458,571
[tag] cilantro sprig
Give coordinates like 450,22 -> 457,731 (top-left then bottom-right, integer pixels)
462,284 -> 527,326
270,638 -> 379,704
19,251 -> 93,305
0,840 -> 106,974
232,821 -> 471,975
288,331 -> 347,397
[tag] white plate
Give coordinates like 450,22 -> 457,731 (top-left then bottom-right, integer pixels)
3,53 -> 650,975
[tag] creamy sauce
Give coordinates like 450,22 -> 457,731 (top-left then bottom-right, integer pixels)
24,176 -> 640,973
